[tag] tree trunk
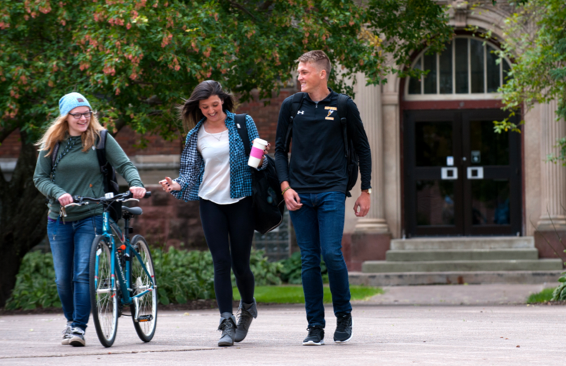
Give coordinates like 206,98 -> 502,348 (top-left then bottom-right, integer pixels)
0,131 -> 48,307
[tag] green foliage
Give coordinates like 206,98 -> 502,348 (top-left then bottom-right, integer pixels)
279,251 -> 328,285
0,0 -> 452,142
153,247 -> 282,305
476,1 -> 566,153
4,248 -> 284,309
249,249 -> 283,286
152,248 -> 216,305
527,287 -> 555,303
552,272 -> 566,302
233,285 -> 383,304
5,251 -> 61,310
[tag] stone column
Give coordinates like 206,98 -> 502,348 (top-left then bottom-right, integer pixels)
537,100 -> 566,231
345,74 -> 392,272
353,74 -> 389,234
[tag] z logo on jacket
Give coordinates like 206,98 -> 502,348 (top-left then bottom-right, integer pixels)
325,106 -> 337,120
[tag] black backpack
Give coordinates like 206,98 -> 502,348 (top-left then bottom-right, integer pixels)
51,130 -> 122,222
283,92 -> 359,197
235,114 -> 285,234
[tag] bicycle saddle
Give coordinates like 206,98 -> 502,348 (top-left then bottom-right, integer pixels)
122,206 -> 143,216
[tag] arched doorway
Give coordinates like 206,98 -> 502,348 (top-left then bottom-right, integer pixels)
402,36 -> 521,237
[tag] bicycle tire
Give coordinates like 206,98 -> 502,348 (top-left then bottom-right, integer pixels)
129,235 -> 158,342
89,235 -> 119,347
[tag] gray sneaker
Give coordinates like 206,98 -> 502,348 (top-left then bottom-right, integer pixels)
217,312 -> 237,347
69,327 -> 86,347
234,299 -> 257,342
61,322 -> 73,345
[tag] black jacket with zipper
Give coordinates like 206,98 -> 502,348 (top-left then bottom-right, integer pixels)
275,89 -> 372,194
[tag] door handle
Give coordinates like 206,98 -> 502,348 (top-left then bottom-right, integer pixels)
467,167 -> 484,179
441,167 -> 458,180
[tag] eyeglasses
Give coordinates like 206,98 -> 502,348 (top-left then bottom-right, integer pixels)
69,111 -> 95,119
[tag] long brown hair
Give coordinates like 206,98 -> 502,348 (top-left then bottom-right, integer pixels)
179,80 -> 234,132
36,112 -> 104,157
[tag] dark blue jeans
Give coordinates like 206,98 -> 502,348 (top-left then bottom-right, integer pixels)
289,192 -> 352,328
47,215 -> 102,331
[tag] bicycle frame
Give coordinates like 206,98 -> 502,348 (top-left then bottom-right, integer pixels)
94,210 -> 155,308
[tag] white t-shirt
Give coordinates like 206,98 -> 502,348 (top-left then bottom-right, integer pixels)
197,126 -> 243,205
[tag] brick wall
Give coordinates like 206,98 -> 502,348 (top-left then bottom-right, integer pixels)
132,189 -> 207,251
114,126 -> 183,156
0,130 -> 21,158
236,89 -> 295,146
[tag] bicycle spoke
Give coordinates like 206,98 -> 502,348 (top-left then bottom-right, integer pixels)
90,237 -> 119,347
130,236 -> 157,342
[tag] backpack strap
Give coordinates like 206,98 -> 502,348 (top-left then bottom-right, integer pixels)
235,114 -> 250,155
51,142 -> 60,167
337,93 -> 350,158
283,92 -> 306,153
96,129 -> 110,191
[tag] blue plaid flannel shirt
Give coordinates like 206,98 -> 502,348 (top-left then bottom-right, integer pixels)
172,111 -> 266,202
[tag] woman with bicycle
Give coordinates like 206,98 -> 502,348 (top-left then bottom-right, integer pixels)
159,80 -> 270,347
33,92 -> 146,347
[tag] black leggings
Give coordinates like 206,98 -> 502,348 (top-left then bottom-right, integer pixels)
199,197 -> 255,314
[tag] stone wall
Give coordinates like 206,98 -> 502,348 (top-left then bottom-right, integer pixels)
131,188 -> 207,251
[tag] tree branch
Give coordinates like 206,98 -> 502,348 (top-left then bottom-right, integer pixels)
0,125 -> 17,145
229,1 -> 260,22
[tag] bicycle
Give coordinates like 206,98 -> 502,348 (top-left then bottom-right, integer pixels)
64,191 -> 157,347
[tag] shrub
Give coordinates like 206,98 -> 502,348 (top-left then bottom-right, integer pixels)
5,248 -> 285,309
152,248 -> 216,305
552,273 -> 566,301
5,251 -> 61,310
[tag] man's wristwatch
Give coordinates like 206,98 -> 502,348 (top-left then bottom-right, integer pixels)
362,188 -> 372,195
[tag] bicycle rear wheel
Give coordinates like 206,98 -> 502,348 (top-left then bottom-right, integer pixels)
129,235 -> 158,342
89,235 -> 119,347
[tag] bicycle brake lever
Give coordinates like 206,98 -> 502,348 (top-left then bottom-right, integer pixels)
122,198 -> 140,203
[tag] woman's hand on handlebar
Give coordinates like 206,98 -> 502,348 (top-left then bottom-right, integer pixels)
129,186 -> 147,199
159,177 -> 181,193
58,193 -> 73,206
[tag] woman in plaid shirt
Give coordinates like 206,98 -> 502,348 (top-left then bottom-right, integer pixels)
159,80 -> 269,347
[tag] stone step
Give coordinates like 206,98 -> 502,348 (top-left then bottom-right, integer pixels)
362,259 -> 563,273
385,249 -> 539,262
391,236 -> 534,250
349,270 -> 564,286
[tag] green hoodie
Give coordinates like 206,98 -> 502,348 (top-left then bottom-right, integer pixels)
33,134 -> 144,221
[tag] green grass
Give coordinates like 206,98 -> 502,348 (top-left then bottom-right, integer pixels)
527,288 -> 555,303
233,285 -> 383,304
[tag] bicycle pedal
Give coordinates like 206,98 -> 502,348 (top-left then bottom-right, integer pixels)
137,315 -> 153,322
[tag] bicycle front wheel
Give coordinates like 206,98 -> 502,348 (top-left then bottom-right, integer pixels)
129,235 -> 158,342
89,235 -> 119,347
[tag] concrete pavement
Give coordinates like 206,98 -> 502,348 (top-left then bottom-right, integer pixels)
1,285 -> 566,365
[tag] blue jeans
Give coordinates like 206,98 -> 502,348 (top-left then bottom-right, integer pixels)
289,192 -> 351,328
47,215 -> 102,331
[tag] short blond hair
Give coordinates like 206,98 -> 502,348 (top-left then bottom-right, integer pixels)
297,50 -> 332,79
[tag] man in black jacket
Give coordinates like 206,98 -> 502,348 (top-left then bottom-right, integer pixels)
275,50 -> 372,346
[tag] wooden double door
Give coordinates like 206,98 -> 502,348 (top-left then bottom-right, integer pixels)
403,109 -> 522,237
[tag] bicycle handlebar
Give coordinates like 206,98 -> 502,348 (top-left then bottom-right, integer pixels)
70,190 -> 152,206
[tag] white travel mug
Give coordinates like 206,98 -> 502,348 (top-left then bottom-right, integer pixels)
248,138 -> 268,168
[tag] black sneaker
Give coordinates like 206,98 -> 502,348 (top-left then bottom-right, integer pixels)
334,313 -> 353,343
303,326 -> 325,346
